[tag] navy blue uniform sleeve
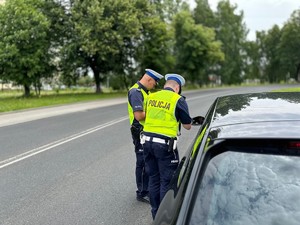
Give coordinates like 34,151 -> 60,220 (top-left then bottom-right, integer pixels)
128,88 -> 144,112
175,97 -> 192,124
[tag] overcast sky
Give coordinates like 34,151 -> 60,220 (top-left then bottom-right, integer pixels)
187,0 -> 300,40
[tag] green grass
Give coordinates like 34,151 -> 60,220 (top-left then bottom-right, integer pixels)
0,89 -> 127,113
272,87 -> 300,92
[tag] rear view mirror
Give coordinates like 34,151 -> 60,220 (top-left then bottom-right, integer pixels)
192,116 -> 205,126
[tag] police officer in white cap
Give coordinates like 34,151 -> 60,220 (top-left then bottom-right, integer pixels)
127,69 -> 164,203
141,73 -> 192,219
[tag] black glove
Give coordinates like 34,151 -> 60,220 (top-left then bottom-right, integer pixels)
130,124 -> 143,140
192,116 -> 204,125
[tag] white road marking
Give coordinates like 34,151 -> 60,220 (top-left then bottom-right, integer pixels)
0,116 -> 128,169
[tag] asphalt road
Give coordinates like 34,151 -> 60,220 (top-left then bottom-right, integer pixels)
0,85 -> 295,225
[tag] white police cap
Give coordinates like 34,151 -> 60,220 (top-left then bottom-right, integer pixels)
165,74 -> 186,86
145,69 -> 163,82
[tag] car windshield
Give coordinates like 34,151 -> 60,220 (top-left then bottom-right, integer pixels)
189,151 -> 300,225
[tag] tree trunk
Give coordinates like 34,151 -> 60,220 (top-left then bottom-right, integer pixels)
89,55 -> 102,94
24,84 -> 30,97
34,82 -> 38,96
296,63 -> 300,82
93,69 -> 102,94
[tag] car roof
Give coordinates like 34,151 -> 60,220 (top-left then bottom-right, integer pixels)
209,92 -> 300,139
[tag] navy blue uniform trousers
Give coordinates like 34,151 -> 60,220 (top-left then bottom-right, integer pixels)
132,137 -> 149,198
143,140 -> 179,219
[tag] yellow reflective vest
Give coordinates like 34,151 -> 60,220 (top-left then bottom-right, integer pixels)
127,83 -> 148,126
144,90 -> 181,137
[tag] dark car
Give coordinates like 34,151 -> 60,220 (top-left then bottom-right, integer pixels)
154,92 -> 300,225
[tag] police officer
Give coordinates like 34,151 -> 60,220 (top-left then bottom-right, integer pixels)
127,69 -> 164,203
141,74 -> 192,218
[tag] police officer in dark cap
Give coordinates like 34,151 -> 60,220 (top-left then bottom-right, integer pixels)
127,69 -> 164,203
141,74 -> 192,218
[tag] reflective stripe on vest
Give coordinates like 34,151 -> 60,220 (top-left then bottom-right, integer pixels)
127,83 -> 148,126
143,90 -> 181,137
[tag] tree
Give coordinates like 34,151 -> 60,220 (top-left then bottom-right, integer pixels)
279,9 -> 300,81
0,0 -> 52,96
149,0 -> 183,22
173,9 -> 224,86
243,40 -> 261,82
214,0 -> 248,85
107,0 -> 174,90
261,25 -> 283,83
135,0 -> 174,76
193,0 -> 215,27
63,0 -> 141,93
